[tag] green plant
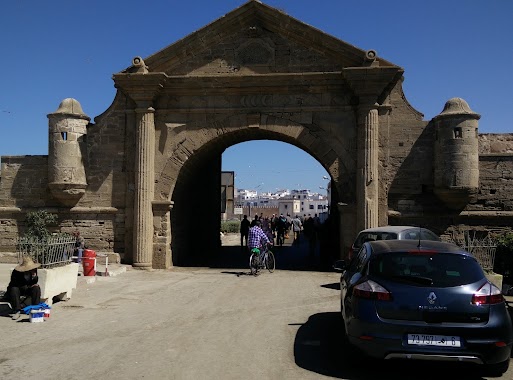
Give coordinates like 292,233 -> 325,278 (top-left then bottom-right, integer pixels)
494,232 -> 513,282
497,233 -> 513,252
24,210 -> 58,241
221,220 -> 240,233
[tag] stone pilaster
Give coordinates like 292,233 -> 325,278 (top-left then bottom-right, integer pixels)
356,104 -> 379,231
337,202 -> 356,260
133,107 -> 155,268
343,62 -> 403,233
113,60 -> 167,269
152,200 -> 173,269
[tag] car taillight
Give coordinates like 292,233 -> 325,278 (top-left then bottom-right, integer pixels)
471,282 -> 504,305
407,249 -> 438,255
353,279 -> 392,301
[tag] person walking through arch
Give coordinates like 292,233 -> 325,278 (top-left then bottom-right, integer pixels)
240,215 -> 251,249
291,214 -> 303,244
276,214 -> 288,246
303,214 -> 316,257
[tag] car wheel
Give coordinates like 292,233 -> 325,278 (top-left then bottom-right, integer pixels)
484,359 -> 510,377
340,300 -> 349,339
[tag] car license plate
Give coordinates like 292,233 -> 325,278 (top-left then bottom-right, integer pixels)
407,334 -> 461,347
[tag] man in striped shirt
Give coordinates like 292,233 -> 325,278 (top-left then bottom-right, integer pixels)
248,220 -> 271,250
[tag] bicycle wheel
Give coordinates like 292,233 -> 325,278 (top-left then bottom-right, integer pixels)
265,250 -> 275,273
249,253 -> 259,275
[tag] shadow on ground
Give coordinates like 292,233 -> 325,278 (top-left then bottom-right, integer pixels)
209,239 -> 335,272
293,311 -> 496,380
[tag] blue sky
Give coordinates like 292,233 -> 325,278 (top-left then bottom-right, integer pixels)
1,0 -> 512,193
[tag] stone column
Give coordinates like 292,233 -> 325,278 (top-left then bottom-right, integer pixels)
133,107 -> 155,268
356,104 -> 379,232
113,61 -> 167,269
343,61 -> 403,233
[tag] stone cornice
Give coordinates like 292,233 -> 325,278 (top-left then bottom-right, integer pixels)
0,207 -> 22,214
161,72 -> 347,93
152,200 -> 174,212
0,207 -> 120,214
388,210 -> 513,218
343,66 -> 404,105
113,72 -> 167,107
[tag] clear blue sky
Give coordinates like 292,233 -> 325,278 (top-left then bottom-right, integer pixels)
1,0 -> 512,193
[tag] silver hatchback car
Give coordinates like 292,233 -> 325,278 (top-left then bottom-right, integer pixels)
350,226 -> 440,259
334,239 -> 513,376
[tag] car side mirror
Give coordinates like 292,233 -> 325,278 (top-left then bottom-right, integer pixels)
333,259 -> 346,272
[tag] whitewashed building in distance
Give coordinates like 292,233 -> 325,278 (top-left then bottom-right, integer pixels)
235,187 -> 330,221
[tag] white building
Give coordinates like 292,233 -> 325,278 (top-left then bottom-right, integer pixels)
235,187 -> 329,219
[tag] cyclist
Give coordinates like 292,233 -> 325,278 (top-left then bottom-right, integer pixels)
248,220 -> 271,253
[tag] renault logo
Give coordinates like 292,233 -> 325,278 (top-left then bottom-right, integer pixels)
427,292 -> 437,304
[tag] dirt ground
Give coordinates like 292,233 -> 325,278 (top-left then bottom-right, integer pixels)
0,233 -> 510,379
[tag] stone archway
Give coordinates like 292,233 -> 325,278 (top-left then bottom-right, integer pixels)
111,1 -> 403,268
157,114 -> 354,267
6,1 -> 508,268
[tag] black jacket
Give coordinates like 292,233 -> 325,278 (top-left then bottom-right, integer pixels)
7,269 -> 38,290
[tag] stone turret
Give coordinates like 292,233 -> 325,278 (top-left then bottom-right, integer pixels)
433,97 -> 480,209
47,98 -> 90,206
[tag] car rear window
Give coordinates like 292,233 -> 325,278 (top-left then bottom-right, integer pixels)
369,252 -> 484,287
401,229 -> 440,242
354,232 -> 398,248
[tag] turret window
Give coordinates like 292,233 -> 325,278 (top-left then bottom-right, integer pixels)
61,132 -> 67,141
453,127 -> 462,138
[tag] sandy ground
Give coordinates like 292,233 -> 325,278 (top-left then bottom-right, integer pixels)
0,234 -> 510,379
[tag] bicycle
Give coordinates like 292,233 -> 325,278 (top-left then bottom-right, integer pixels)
249,244 -> 275,275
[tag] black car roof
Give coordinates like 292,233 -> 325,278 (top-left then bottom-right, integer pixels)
366,239 -> 471,256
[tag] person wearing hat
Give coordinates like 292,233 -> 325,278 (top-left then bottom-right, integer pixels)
6,256 -> 41,320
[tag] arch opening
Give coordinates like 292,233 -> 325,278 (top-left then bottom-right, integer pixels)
167,128 -> 346,270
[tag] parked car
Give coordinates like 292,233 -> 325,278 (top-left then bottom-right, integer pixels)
350,226 -> 440,259
333,239 -> 513,376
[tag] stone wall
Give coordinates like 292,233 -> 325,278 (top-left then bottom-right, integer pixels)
1,1 -> 512,267
479,134 -> 513,154
0,156 -> 50,208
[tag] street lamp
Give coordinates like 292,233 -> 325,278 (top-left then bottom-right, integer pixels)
320,176 -> 330,214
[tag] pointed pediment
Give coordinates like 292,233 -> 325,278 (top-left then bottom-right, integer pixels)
121,0 -> 400,76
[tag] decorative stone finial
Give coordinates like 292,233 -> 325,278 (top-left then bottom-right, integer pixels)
363,50 -> 379,67
130,56 -> 149,74
365,50 -> 377,61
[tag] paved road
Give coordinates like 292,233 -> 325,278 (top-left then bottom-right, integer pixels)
0,234 -> 511,379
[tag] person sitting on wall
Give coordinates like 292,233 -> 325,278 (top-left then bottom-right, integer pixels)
6,256 -> 41,320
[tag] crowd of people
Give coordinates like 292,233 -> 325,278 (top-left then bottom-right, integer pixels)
239,212 -> 324,254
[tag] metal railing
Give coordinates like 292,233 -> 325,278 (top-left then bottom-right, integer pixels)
17,235 -> 76,269
450,230 -> 497,271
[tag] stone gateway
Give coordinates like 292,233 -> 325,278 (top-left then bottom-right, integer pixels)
1,1 -> 512,268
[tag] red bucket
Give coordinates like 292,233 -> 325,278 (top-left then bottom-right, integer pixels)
82,249 -> 96,276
